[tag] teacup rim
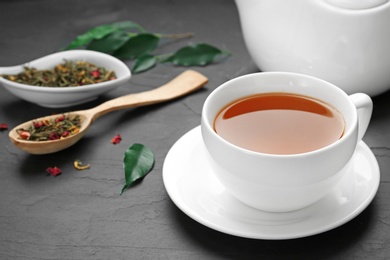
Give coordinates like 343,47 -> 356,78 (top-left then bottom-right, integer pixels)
201,71 -> 358,158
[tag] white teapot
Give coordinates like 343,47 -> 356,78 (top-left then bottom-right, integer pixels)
235,0 -> 390,96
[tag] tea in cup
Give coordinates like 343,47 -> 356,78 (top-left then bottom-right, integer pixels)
201,72 -> 373,212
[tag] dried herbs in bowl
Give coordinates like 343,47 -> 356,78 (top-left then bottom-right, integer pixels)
2,60 -> 117,87
0,50 -> 131,108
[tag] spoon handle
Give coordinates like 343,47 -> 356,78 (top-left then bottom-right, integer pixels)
87,70 -> 208,121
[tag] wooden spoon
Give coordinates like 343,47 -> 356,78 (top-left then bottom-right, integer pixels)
9,70 -> 208,154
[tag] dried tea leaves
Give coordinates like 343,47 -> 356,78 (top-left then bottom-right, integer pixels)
1,60 -> 116,87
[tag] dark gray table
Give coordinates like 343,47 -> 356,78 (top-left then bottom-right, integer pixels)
1,1 -> 389,259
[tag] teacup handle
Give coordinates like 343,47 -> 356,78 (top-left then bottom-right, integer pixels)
349,93 -> 373,141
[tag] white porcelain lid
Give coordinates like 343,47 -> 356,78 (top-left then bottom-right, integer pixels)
325,0 -> 389,9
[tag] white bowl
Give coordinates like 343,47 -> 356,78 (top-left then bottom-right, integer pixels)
0,50 -> 131,108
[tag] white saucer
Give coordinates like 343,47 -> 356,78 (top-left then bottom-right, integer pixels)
163,126 -> 380,240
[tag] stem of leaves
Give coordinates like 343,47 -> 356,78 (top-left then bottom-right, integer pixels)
155,32 -> 194,39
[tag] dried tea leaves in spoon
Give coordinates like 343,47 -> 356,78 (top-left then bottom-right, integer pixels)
16,114 -> 81,141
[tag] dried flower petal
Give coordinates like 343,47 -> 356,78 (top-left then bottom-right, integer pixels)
46,166 -> 62,176
91,70 -> 100,78
0,123 -> 8,130
49,132 -> 60,140
55,114 -> 65,122
61,131 -> 70,138
17,130 -> 31,140
42,119 -> 51,126
111,134 -> 122,144
33,121 -> 43,129
74,160 -> 90,170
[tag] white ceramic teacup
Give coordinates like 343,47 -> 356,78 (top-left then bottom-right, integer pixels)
201,72 -> 373,212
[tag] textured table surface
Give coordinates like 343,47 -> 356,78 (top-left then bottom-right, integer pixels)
1,0 -> 390,259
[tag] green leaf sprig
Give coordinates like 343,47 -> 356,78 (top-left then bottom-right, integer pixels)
65,21 -> 231,73
121,143 -> 155,194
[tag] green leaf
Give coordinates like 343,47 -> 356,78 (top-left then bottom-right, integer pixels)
64,21 -> 232,73
121,143 -> 155,194
131,54 -> 157,74
113,33 -> 160,59
86,31 -> 130,54
65,21 -> 144,50
110,20 -> 146,32
163,43 -> 231,66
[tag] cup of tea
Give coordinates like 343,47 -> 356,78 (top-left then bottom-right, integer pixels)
201,72 -> 373,212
